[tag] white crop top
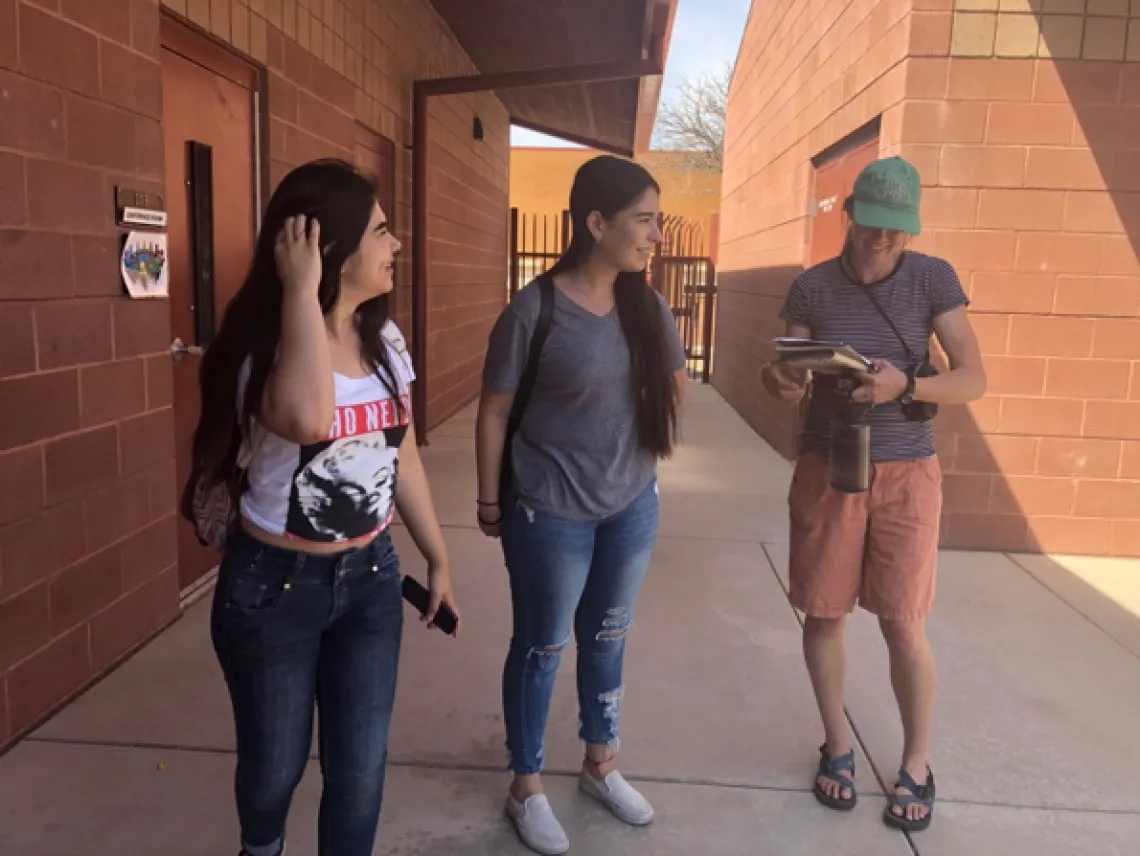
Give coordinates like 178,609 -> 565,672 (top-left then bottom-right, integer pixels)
238,321 -> 415,544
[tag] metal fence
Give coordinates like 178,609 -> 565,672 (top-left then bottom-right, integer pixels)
653,215 -> 716,384
508,208 -> 570,297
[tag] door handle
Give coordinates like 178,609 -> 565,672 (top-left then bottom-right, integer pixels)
170,337 -> 205,362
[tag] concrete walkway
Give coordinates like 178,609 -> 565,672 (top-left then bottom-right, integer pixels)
2,385 -> 1139,855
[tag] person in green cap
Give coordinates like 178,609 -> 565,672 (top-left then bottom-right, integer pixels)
761,156 -> 987,833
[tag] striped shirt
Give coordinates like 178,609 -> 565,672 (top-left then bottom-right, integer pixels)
779,251 -> 968,462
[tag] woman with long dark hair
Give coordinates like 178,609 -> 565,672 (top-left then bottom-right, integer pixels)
475,155 -> 687,854
184,158 -> 458,856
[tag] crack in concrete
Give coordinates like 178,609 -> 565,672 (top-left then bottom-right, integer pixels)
25,734 -> 1140,820
758,542 -> 920,856
19,734 -> 838,795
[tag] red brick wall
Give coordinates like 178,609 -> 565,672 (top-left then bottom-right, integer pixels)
0,0 -> 508,749
0,0 -> 179,749
716,1 -> 1140,557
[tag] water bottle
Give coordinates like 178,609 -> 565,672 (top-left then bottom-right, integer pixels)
829,399 -> 871,494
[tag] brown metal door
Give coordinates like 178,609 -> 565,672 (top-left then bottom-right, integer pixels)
809,136 -> 879,266
161,31 -> 256,590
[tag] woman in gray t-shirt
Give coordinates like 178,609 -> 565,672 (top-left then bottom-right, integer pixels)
476,156 -> 687,855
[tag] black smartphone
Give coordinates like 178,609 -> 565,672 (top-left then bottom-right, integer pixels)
401,575 -> 458,636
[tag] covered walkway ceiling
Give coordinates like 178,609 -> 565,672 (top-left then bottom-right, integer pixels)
429,0 -> 677,154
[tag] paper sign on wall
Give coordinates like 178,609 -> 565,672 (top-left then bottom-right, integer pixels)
121,231 -> 169,299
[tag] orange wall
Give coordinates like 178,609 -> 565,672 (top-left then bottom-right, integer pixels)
510,148 -> 722,228
717,1 -> 1140,558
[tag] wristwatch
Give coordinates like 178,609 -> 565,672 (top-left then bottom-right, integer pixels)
897,367 -> 917,406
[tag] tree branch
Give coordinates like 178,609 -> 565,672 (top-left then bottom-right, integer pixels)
652,62 -> 733,170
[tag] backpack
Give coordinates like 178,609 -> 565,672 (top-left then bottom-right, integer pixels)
180,433 -> 254,554
182,475 -> 236,553
498,276 -> 554,503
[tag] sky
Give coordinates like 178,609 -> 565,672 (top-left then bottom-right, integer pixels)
509,0 -> 752,149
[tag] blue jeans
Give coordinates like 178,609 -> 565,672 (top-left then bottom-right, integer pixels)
210,527 -> 403,856
500,480 -> 660,775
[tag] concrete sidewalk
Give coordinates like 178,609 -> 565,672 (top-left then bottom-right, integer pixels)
1,385 -> 1139,855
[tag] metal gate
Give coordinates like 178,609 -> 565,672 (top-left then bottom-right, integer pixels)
652,215 -> 716,384
508,208 -> 570,297
507,207 -> 717,383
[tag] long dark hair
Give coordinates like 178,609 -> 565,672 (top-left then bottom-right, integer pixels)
547,155 -> 679,458
841,194 -> 855,257
188,158 -> 402,490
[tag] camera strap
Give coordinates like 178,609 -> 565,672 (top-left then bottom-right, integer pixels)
844,255 -> 928,367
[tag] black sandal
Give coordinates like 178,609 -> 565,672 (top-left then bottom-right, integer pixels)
813,743 -> 857,811
883,766 -> 935,832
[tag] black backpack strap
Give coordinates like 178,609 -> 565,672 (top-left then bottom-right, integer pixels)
499,276 -> 555,502
511,276 -> 555,423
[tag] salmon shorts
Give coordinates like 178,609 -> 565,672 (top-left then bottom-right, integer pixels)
787,453 -> 942,621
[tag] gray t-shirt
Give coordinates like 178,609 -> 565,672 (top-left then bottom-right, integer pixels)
483,277 -> 687,521
780,251 -> 968,462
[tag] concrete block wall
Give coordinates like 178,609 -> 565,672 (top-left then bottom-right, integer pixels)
716,0 -> 913,455
892,1 -> 1140,555
0,0 -> 508,750
716,0 -> 1140,557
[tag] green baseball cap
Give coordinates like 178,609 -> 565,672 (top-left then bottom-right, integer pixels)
851,156 -> 922,236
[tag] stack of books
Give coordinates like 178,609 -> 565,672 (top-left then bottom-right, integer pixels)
771,338 -> 874,374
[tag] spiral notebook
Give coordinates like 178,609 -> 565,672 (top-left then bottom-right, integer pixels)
772,337 -> 874,374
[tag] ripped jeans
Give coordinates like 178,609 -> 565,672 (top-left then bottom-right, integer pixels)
500,480 -> 660,775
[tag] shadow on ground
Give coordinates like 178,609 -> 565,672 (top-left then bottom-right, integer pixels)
1,386 -> 1138,855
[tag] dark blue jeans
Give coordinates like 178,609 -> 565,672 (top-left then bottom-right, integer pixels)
211,527 -> 403,856
500,480 -> 660,775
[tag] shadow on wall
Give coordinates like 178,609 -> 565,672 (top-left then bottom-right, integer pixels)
716,258 -> 1133,561
947,18 -> 1140,559
713,265 -> 806,459
715,29 -> 1140,560
712,262 -> 1028,553
714,268 -> 1140,690
942,14 -> 1140,560
1043,52 -> 1140,559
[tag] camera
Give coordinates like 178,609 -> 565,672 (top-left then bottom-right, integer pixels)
812,372 -> 872,494
811,360 -> 939,494
902,360 -> 939,423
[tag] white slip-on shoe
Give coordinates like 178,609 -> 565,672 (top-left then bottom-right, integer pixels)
504,792 -> 571,855
578,769 -> 655,826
